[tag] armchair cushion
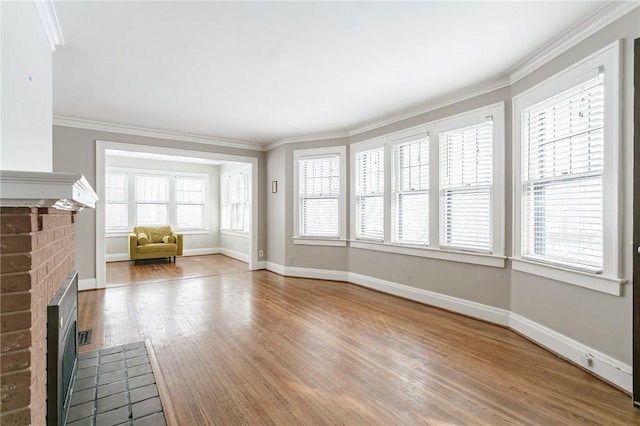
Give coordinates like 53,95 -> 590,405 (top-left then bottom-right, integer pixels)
137,232 -> 149,245
162,235 -> 176,244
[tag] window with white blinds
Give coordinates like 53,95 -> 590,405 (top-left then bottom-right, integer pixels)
521,73 -> 604,271
439,121 -> 493,252
350,103 -> 504,265
392,136 -> 429,245
105,171 -> 128,231
176,176 -> 205,229
298,155 -> 340,237
512,41 -> 621,292
105,168 -> 210,233
221,170 -> 249,233
355,147 -> 384,241
135,174 -> 169,226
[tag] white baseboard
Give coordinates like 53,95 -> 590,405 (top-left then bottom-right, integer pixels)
183,248 -> 220,256
509,313 -> 632,392
78,278 -> 97,291
259,264 -> 630,392
219,248 -> 249,263
264,261 -> 285,275
348,272 -> 511,327
106,253 -> 129,262
262,262 -> 348,282
286,266 -> 349,281
106,248 -> 222,262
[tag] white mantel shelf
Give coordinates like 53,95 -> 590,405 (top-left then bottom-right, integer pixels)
0,170 -> 98,211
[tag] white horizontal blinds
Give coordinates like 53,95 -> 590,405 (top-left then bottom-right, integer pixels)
105,171 -> 128,231
392,136 -> 429,244
176,176 -> 205,229
220,175 -> 232,230
355,147 -> 384,240
135,174 -> 169,226
439,121 -> 493,252
222,171 -> 249,232
521,73 -> 604,271
299,155 -> 340,237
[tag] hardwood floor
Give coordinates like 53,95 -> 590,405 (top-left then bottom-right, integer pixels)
79,265 -> 639,425
106,254 -> 249,287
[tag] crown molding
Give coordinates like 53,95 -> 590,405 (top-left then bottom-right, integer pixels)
53,116 -> 264,151
348,75 -> 510,137
508,1 -> 638,83
265,131 -> 349,151
0,170 -> 98,211
34,0 -> 64,52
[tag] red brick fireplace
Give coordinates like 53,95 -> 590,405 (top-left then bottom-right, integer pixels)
0,171 -> 97,425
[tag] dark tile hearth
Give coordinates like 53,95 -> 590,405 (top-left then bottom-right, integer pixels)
67,342 -> 166,426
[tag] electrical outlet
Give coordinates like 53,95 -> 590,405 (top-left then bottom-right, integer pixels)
258,250 -> 264,257
580,354 -> 594,368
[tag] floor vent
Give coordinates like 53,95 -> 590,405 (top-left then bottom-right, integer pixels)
78,330 -> 92,346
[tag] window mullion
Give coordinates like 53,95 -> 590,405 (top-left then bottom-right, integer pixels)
383,143 -> 392,244
169,175 -> 176,229
129,171 -> 136,228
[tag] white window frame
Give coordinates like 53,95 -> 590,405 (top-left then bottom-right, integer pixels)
512,40 -> 623,295
104,170 -> 129,232
437,114 -> 498,254
349,102 -> 505,268
353,146 -> 386,242
391,133 -> 430,246
134,173 -> 170,227
175,175 -> 207,230
293,146 -> 347,246
105,167 -> 209,234
220,166 -> 251,234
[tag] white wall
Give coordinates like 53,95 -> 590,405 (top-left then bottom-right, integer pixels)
1,2 -> 53,172
104,155 -> 221,260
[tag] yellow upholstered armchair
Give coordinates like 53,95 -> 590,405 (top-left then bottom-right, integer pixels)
128,225 -> 183,262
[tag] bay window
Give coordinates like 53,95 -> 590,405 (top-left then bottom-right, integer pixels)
105,168 -> 208,232
350,102 -> 504,267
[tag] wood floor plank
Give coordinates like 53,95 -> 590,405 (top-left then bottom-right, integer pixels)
76,256 -> 639,425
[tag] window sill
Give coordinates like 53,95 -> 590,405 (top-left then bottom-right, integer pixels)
106,232 -> 131,238
178,230 -> 210,235
511,258 -> 625,296
293,238 -> 347,247
107,230 -> 211,237
220,230 -> 249,239
350,241 -> 506,268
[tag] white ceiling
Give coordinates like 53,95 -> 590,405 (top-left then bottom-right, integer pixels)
53,1 -> 608,145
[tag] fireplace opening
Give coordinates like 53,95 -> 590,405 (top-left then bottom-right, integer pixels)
47,270 -> 79,426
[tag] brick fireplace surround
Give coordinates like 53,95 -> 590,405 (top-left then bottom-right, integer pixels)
1,207 -> 77,425
0,170 -> 97,425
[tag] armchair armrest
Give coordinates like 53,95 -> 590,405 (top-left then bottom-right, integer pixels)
173,232 -> 183,256
128,233 -> 137,260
